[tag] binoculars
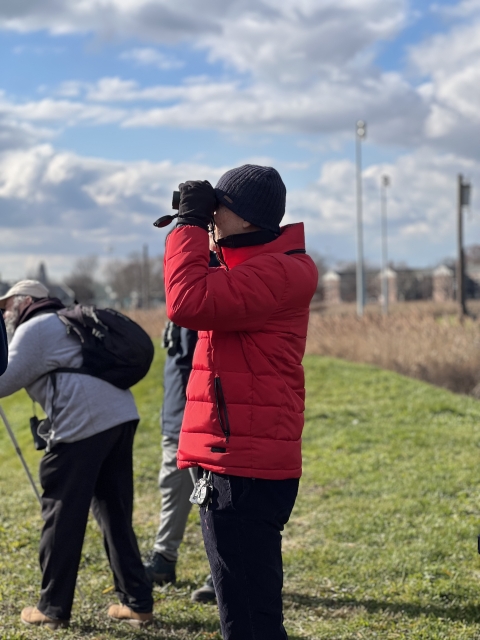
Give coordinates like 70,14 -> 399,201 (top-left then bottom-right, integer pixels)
172,190 -> 180,210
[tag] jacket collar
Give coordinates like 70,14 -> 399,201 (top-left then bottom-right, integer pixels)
217,228 -> 279,249
219,223 -> 306,270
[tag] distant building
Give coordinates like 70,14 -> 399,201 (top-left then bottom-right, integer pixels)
0,263 -> 75,306
321,265 -> 480,305
35,262 -> 75,305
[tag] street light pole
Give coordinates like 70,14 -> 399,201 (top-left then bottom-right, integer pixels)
457,174 -> 471,319
355,120 -> 366,317
381,175 -> 390,315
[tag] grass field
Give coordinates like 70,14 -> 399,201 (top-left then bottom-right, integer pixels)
2,346 -> 480,638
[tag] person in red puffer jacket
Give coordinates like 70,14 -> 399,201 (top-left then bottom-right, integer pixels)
163,164 -> 318,640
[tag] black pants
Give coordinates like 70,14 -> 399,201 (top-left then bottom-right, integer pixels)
200,472 -> 299,640
37,421 -> 153,620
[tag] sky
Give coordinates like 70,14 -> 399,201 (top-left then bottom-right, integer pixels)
0,0 -> 479,281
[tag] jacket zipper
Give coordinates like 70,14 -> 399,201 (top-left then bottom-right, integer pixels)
214,376 -> 230,443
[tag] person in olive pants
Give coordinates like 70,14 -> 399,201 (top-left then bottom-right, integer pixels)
144,320 -> 216,603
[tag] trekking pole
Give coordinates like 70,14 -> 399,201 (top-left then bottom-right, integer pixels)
0,405 -> 41,505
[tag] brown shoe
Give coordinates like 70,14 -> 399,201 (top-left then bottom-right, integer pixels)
108,604 -> 153,628
21,606 -> 69,630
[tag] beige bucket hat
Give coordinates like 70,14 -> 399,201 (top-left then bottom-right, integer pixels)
0,280 -> 50,309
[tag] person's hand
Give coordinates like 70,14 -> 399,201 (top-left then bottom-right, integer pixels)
176,181 -> 217,231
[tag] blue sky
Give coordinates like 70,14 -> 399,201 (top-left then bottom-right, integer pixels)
0,0 -> 479,280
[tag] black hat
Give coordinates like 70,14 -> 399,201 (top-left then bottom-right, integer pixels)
215,164 -> 286,233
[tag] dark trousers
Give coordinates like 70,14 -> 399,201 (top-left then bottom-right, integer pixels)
200,472 -> 299,640
37,421 -> 153,620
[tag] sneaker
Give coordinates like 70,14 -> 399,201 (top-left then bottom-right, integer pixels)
191,574 -> 216,603
144,551 -> 176,585
108,604 -> 153,628
21,606 -> 69,630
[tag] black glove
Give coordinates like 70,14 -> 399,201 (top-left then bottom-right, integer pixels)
176,180 -> 217,231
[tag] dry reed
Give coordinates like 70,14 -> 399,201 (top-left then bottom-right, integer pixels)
307,301 -> 480,395
125,307 -> 167,340
126,301 -> 480,396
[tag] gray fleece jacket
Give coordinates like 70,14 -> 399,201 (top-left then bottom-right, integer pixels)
0,313 -> 139,446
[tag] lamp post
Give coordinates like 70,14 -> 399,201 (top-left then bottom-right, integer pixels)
381,175 -> 390,315
355,120 -> 366,317
457,174 -> 471,319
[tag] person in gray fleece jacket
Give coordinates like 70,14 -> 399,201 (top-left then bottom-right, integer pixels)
0,280 -> 153,630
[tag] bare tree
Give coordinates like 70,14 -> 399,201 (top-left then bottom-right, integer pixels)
104,253 -> 164,309
466,245 -> 480,266
64,256 -> 99,304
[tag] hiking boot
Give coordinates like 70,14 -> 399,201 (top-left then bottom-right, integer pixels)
21,606 -> 69,630
108,604 -> 153,628
191,574 -> 216,603
144,551 -> 176,585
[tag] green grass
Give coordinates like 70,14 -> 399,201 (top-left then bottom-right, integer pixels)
1,349 -> 480,638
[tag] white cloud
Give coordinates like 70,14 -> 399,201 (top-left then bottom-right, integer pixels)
0,98 -> 54,152
289,148 -> 480,265
117,73 -> 424,141
0,144 -> 229,279
0,69 -> 424,145
4,0 -> 478,156
409,12 -> 480,157
84,77 -> 239,104
0,0 -> 425,146
0,0 -> 408,86
120,47 -> 184,70
56,81 -> 84,98
0,92 -> 127,131
4,98 -> 126,126
200,0 -> 407,83
1,142 -> 478,282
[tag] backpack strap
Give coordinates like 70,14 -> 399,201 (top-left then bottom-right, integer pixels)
284,249 -> 306,255
56,313 -> 85,342
52,366 -> 91,375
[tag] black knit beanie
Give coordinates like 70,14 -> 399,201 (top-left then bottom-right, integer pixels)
215,164 -> 286,233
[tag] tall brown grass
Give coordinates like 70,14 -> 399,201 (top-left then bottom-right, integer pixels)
307,301 -> 480,395
125,307 -> 167,340
126,301 -> 480,396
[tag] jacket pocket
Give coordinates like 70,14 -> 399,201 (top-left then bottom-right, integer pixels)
214,376 -> 230,443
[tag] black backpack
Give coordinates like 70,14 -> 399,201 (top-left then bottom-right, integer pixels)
55,305 -> 154,390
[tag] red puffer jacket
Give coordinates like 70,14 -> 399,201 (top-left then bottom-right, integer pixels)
164,222 -> 318,479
